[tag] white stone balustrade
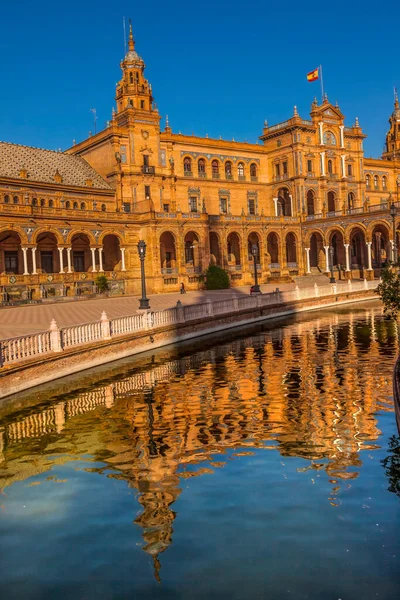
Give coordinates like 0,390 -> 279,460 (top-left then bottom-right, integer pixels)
0,281 -> 379,368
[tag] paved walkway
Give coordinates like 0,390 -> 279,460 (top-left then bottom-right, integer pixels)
0,279 -> 352,340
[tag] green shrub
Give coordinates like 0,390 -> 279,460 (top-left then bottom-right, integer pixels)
376,266 -> 400,319
95,274 -> 110,294
204,265 -> 230,290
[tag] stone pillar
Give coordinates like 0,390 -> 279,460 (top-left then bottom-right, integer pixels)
319,122 -> 324,144
339,125 -> 345,148
304,247 -> 311,274
324,245 -> 330,273
31,247 -> 37,275
49,319 -> 62,352
120,247 -> 126,271
366,241 -> 373,271
320,152 -> 326,176
390,239 -> 395,262
344,243 -> 351,271
100,310 -> 111,339
289,194 -> 293,216
66,247 -> 72,273
273,198 -> 278,216
98,248 -> 104,272
90,247 -> 97,272
58,247 -> 64,274
22,247 -> 29,275
341,154 -> 346,177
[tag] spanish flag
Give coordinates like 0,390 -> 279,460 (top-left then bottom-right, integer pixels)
307,68 -> 319,82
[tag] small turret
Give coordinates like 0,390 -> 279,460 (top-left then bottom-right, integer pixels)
382,89 -> 400,160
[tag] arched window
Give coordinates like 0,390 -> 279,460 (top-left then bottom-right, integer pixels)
374,175 -> 379,189
382,176 -> 387,189
211,159 -> 219,177
81,202 -> 86,210
238,162 -> 245,178
327,159 -> 333,174
48,199 -> 54,207
184,157 -> 192,174
250,163 -> 257,179
73,201 -> 78,209
65,201 -> 70,209
225,161 -> 232,178
101,204 -> 106,212
4,195 -> 9,204
129,72 -> 133,84
32,197 -> 37,206
366,174 -> 371,188
40,198 -> 45,207
198,158 -> 206,177
323,131 -> 337,146
347,163 -> 353,176
306,190 -> 315,216
348,192 -> 355,211
13,196 -> 18,204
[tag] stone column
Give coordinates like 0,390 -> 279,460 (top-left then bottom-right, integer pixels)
304,247 -> 311,274
319,122 -> 324,144
66,247 -> 72,273
366,241 -> 373,271
320,152 -> 326,176
120,247 -> 126,271
58,247 -> 64,273
390,239 -> 395,262
344,243 -> 351,271
324,245 -> 330,273
90,247 -> 97,273
339,125 -> 345,148
289,194 -> 293,216
273,198 -> 278,216
341,154 -> 346,177
98,248 -> 104,272
22,247 -> 29,275
31,247 -> 37,275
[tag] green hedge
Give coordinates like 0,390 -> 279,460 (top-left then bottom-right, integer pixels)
204,265 -> 230,290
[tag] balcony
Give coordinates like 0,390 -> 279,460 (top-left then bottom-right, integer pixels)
225,174 -> 233,180
306,172 -> 316,178
184,171 -> 193,177
250,176 -> 258,182
212,173 -> 221,179
161,268 -> 178,275
305,213 -> 322,220
142,165 -> 155,175
198,172 -> 207,178
238,175 -> 246,181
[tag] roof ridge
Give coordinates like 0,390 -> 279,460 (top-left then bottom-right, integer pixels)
0,140 -> 67,154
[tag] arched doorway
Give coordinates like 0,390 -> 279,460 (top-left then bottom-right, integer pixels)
267,232 -> 279,265
278,188 -> 292,216
247,232 -> 260,263
160,232 -> 177,273
350,228 -> 367,274
286,233 -> 297,264
71,233 -> 91,272
327,191 -> 336,213
371,225 -> 390,268
227,232 -> 241,266
184,231 -> 201,272
309,232 -> 324,269
329,230 -> 345,268
306,190 -> 315,216
103,234 -> 121,271
37,232 -> 58,273
209,232 -> 221,266
0,231 -> 22,274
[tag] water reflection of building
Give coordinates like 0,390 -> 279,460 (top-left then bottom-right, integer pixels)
0,306 -> 397,576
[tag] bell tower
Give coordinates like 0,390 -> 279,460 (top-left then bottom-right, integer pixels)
382,90 -> 400,160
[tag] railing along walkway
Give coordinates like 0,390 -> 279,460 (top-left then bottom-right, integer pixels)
0,279 -> 378,368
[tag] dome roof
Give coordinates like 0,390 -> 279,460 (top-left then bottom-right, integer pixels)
124,49 -> 143,64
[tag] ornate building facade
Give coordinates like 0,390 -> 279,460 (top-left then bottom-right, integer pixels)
1,24 -> 400,300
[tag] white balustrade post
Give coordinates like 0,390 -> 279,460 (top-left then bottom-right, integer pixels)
289,194 -> 293,216
256,293 -> 263,307
176,300 -> 185,323
90,247 -> 97,273
58,247 -> 64,273
295,285 -> 300,300
344,243 -> 351,272
31,247 -> 37,275
120,247 -> 126,271
348,279 -> 352,291
364,278 -> 368,289
66,247 -> 72,273
366,241 -> 373,271
146,311 -> 154,329
232,296 -> 239,311
305,247 -> 311,274
49,319 -> 62,352
275,288 -> 281,303
390,240 -> 395,262
324,245 -> 330,273
22,247 -> 29,275
98,248 -> 104,272
100,311 -> 111,340
206,298 -> 214,316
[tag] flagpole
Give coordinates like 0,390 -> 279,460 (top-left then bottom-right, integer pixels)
320,64 -> 324,103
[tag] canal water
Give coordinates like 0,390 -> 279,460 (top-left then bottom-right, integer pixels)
1,302 -> 400,600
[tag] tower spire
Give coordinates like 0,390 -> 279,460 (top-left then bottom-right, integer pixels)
395,87 -> 399,110
128,19 -> 135,51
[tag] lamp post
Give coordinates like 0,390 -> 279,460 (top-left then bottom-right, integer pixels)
251,243 -> 260,293
137,240 -> 150,309
329,246 -> 336,283
390,201 -> 397,264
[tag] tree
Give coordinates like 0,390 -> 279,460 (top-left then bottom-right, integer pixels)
95,274 -> 110,294
204,265 -> 230,290
375,266 -> 400,319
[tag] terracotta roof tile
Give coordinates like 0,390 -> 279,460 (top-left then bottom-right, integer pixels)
0,141 -> 111,190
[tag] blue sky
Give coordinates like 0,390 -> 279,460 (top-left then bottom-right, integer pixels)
0,0 -> 397,157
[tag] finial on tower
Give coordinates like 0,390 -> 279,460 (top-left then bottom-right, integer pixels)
323,92 -> 328,103
395,87 -> 399,110
128,19 -> 134,51
264,119 -> 268,127
165,114 -> 169,127
293,105 -> 299,117
354,116 -> 359,127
